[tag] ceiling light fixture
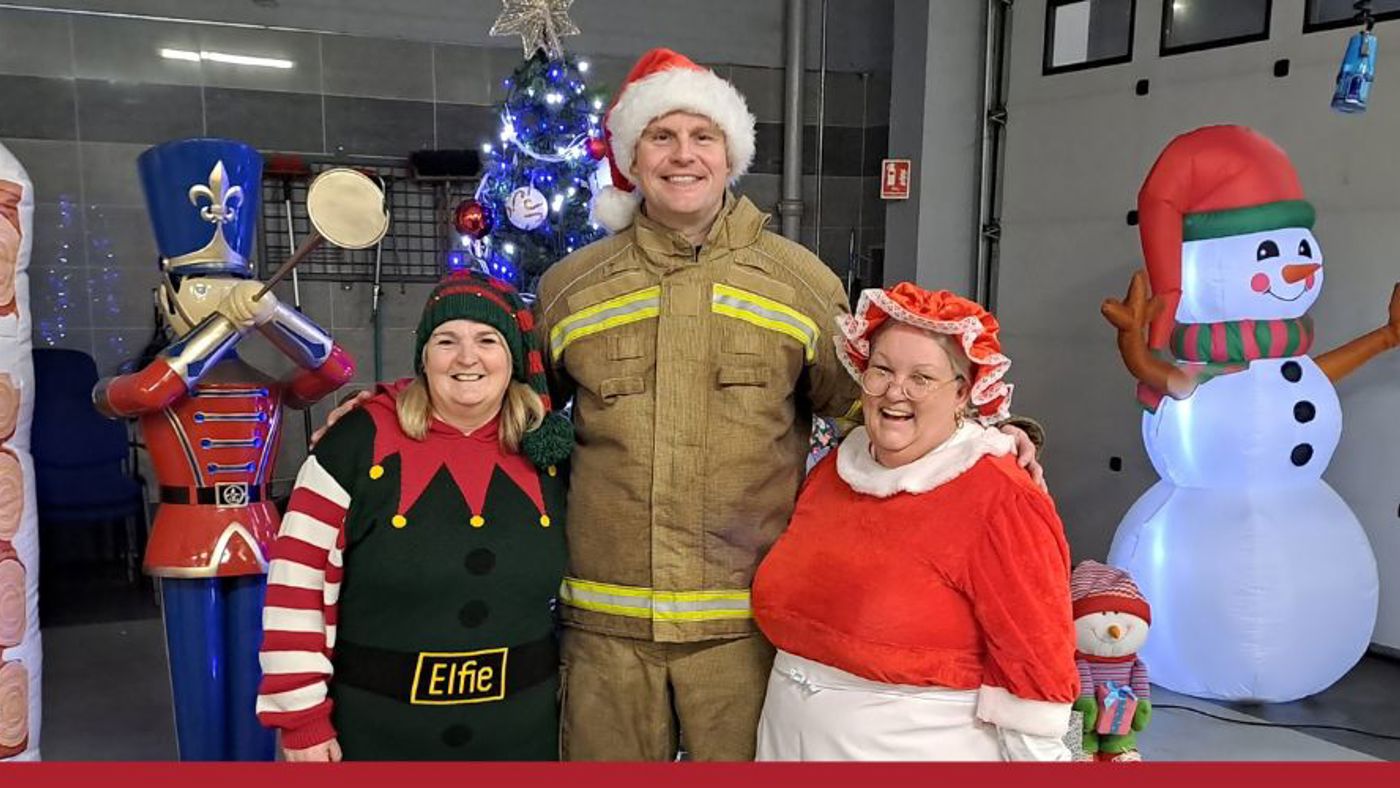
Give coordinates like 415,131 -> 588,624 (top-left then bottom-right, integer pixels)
159,48 -> 294,69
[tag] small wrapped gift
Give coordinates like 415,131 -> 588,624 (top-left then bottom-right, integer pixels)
1095,681 -> 1138,735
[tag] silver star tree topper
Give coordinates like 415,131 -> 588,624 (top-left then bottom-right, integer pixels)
490,0 -> 581,59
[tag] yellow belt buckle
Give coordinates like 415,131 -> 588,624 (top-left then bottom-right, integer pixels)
409,647 -> 509,705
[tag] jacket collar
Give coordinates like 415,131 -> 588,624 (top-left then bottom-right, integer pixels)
836,422 -> 1015,498
633,192 -> 768,267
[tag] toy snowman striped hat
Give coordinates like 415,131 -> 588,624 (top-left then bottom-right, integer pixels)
836,283 -> 1013,425
1071,560 -> 1151,624
1137,125 -> 1315,350
592,47 -> 756,232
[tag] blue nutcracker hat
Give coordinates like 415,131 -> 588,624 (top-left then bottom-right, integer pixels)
137,138 -> 262,280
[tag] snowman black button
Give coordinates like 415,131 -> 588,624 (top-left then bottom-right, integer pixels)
1291,443 -> 1314,466
1281,361 -> 1302,382
1294,401 -> 1316,423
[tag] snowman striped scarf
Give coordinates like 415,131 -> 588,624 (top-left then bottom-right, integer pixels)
1137,316 -> 1314,411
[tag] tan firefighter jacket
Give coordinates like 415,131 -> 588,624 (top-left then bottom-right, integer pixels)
535,194 -> 860,643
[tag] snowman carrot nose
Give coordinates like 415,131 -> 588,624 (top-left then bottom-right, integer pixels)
1282,263 -> 1321,284
1107,624 -> 1123,639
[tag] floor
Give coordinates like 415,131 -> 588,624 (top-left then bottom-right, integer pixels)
26,560 -> 1400,761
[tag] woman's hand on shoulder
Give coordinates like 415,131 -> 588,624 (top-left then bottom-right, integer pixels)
283,738 -> 343,762
998,424 -> 1046,492
310,390 -> 374,448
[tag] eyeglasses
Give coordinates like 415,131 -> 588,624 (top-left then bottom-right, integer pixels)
860,366 -> 960,402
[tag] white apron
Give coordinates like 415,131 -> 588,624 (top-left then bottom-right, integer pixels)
756,651 -> 1069,761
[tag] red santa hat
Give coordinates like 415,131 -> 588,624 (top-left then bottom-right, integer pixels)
592,47 -> 756,232
1071,560 -> 1151,625
836,283 -> 1012,425
1137,124 -> 1315,350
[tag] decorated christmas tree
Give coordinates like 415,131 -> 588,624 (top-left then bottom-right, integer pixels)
454,1 -> 610,293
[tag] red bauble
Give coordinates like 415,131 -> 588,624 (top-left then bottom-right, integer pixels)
586,136 -> 607,161
453,199 -> 491,238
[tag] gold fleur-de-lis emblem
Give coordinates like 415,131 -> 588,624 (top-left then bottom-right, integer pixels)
187,161 -> 244,225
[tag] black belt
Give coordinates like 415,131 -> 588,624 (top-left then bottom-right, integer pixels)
335,635 -> 557,706
160,483 -> 269,506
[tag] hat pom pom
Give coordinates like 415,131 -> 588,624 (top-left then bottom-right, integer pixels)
522,412 -> 575,469
591,185 -> 642,232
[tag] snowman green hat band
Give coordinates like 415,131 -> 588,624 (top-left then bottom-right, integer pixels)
1182,199 -> 1315,242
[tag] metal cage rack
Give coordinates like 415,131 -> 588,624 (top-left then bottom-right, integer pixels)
258,156 -> 479,284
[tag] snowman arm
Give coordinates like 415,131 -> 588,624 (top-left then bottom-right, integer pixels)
1112,331 -> 1199,400
1316,326 -> 1400,383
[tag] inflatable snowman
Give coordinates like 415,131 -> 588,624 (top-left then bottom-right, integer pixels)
1101,125 -> 1398,702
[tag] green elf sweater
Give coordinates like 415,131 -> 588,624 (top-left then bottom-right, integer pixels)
256,390 -> 567,760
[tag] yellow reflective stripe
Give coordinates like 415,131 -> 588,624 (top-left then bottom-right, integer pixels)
558,577 -> 753,622
550,287 -> 661,361
711,283 -> 819,362
653,609 -> 755,622
564,577 -> 654,598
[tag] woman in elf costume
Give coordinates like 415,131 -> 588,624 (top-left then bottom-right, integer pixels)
752,284 -> 1078,761
256,271 -> 573,760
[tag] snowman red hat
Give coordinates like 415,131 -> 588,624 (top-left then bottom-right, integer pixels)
593,47 -> 756,232
1071,560 -> 1151,625
836,283 -> 1012,425
1137,125 -> 1316,350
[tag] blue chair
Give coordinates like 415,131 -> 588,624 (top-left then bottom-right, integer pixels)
31,348 -> 148,582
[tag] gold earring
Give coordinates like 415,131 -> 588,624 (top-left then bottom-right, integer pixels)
954,409 -> 966,428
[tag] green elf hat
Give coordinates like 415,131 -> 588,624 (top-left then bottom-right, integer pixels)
414,270 -> 573,469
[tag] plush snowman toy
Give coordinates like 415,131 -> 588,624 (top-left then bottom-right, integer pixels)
1071,561 -> 1152,762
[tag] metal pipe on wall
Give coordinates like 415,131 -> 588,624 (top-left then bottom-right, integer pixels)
974,0 -> 1011,310
779,0 -> 806,240
814,0 -> 829,247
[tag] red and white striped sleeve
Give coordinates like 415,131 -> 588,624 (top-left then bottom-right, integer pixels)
256,454 -> 350,750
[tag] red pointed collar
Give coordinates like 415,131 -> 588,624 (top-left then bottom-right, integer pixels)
363,395 -> 546,523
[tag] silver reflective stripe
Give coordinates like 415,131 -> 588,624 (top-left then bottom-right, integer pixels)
550,287 -> 662,361
711,284 -> 819,362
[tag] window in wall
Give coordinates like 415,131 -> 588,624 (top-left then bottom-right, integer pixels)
1305,0 -> 1400,32
1161,0 -> 1271,56
1043,0 -> 1136,75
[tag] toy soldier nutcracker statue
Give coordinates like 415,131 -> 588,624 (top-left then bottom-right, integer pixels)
93,138 -> 386,760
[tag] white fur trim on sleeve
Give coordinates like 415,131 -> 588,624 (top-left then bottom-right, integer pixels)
976,685 -> 1072,739
606,67 -> 756,184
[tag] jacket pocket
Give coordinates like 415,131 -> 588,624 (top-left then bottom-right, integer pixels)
609,332 -> 644,361
717,365 -> 768,387
722,331 -> 764,356
599,376 -> 645,403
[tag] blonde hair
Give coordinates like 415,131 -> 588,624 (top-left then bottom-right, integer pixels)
397,340 -> 546,452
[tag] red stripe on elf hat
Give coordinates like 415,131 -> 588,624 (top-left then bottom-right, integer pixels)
429,283 -> 515,314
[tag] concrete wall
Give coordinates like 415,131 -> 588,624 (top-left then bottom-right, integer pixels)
883,0 -> 987,292
997,0 -> 1400,650
0,0 -> 893,484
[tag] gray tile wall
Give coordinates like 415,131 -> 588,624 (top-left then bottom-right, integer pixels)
0,6 -> 891,484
